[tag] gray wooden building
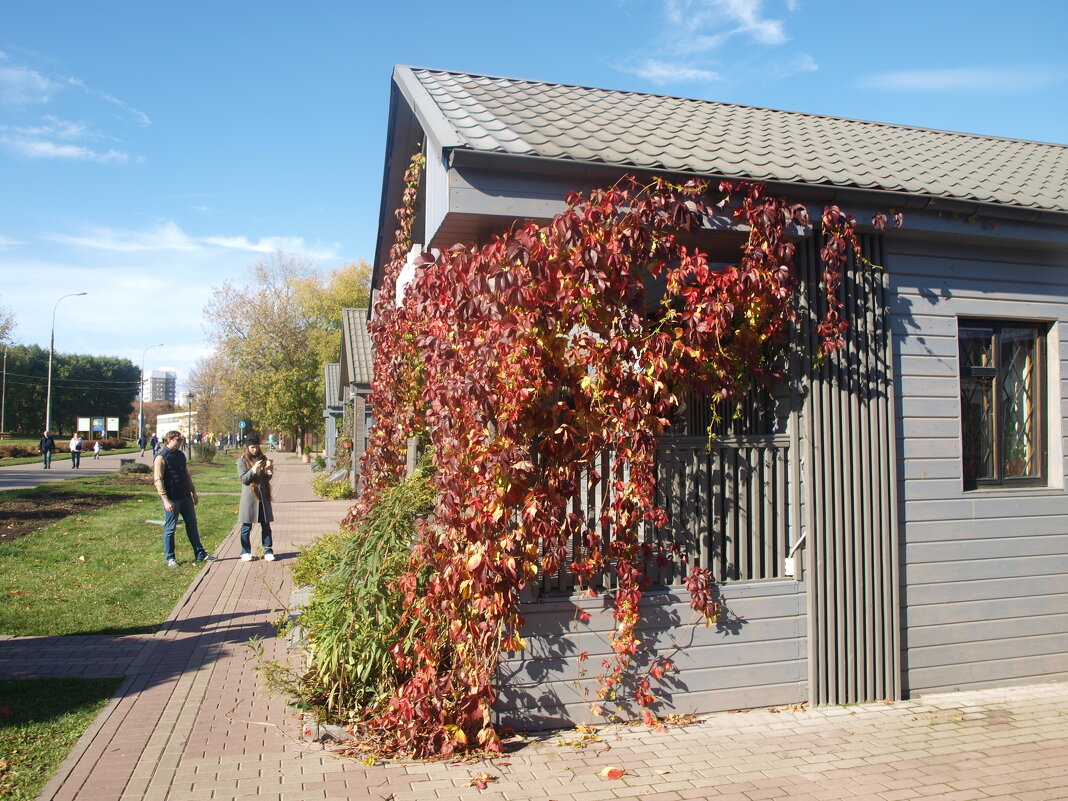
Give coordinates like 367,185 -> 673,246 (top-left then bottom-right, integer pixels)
338,307 -> 373,490
372,66 -> 1068,727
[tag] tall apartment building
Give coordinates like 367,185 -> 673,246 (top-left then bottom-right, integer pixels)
144,370 -> 177,404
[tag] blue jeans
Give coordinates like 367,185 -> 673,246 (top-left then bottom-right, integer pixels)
71,450 -> 81,468
162,495 -> 207,562
240,516 -> 273,555
42,451 -> 52,468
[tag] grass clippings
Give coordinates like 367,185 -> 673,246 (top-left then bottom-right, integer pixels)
0,676 -> 123,801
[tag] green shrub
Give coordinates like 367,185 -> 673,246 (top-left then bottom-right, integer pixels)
119,461 -> 151,475
98,437 -> 126,450
311,473 -> 355,499
290,528 -> 353,588
191,443 -> 217,463
262,457 -> 437,723
0,444 -> 37,459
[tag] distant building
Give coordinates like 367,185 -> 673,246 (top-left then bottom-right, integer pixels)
144,370 -> 177,404
155,411 -> 199,440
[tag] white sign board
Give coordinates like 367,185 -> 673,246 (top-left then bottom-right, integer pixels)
106,417 -> 119,432
77,417 -> 90,432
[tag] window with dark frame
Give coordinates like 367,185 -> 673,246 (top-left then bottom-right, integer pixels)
958,320 -> 1046,488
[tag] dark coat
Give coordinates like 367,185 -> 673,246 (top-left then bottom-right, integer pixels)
39,436 -> 55,453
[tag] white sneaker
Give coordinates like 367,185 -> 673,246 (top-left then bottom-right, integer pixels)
263,552 -> 276,561
240,553 -> 254,562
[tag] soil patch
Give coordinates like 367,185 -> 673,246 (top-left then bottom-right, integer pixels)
0,490 -> 136,545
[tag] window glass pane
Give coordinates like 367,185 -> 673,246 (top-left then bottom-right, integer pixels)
959,327 -> 994,368
959,330 -> 995,481
1000,328 -> 1037,478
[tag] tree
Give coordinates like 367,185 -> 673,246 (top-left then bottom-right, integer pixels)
203,252 -> 370,447
294,260 -> 373,397
0,345 -> 139,435
0,303 -> 14,346
187,352 -> 233,437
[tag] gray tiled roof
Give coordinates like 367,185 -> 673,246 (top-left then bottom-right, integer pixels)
324,362 -> 341,407
341,308 -> 373,387
409,68 -> 1068,214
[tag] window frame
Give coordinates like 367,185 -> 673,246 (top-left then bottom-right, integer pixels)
958,318 -> 1048,491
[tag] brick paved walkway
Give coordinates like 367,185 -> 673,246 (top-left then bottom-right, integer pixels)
14,455 -> 1068,800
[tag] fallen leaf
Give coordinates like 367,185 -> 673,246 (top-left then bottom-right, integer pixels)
599,766 -> 626,780
463,772 -> 496,790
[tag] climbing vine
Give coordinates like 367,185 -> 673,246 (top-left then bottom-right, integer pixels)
337,150 -> 886,757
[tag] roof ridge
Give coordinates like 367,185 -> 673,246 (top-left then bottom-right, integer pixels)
404,65 -> 1067,150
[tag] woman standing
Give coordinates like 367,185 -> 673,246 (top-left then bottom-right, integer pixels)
237,434 -> 275,561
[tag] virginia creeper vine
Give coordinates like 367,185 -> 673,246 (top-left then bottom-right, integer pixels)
339,150 -> 886,757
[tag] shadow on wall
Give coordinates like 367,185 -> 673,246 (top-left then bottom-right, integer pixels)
496,590 -> 750,731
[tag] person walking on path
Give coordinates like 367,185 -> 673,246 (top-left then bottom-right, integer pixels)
154,430 -> 214,567
150,433 -> 159,456
138,433 -> 147,456
93,439 -> 102,460
237,433 -> 274,561
39,430 -> 55,468
69,432 -> 83,468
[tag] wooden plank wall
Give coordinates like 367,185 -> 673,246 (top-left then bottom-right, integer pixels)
889,237 -> 1068,694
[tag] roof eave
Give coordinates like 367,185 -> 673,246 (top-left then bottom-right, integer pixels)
446,146 -> 1068,225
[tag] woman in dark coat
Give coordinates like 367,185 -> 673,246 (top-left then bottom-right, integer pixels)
237,434 -> 274,561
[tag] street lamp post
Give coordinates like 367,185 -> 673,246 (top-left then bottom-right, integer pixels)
45,292 -> 88,434
1,344 -> 8,434
138,343 -> 164,440
187,392 -> 195,458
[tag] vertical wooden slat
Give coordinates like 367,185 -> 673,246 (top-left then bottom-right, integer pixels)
802,229 -> 901,708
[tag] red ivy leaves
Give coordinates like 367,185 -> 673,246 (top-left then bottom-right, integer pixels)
340,161 -> 869,757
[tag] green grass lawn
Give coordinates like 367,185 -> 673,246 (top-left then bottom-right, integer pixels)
0,676 -> 123,801
0,438 -> 141,467
0,464 -> 240,636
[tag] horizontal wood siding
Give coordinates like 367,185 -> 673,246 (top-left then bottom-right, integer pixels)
889,239 -> 1068,695
498,583 -> 806,729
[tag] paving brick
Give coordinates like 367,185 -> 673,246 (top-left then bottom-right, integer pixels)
21,455 -> 1068,801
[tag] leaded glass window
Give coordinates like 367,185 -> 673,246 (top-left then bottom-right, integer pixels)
958,320 -> 1045,488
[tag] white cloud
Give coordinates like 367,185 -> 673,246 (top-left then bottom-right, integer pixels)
772,53 -> 818,78
862,65 -> 1063,94
0,235 -> 25,248
47,220 -> 341,261
626,59 -> 721,85
49,221 -> 199,252
618,0 -> 799,86
0,62 -> 57,106
65,76 -> 151,127
0,53 -> 148,165
1,113 -> 130,163
663,0 -> 787,50
0,135 -> 129,163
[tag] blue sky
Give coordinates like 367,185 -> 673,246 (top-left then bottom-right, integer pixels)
1,0 -> 1065,390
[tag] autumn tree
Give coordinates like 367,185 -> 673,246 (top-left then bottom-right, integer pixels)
187,352 -> 234,437
0,302 -> 15,345
203,252 -> 370,446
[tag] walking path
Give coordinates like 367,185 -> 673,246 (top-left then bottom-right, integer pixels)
3,455 -> 1066,800
0,448 -> 161,491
